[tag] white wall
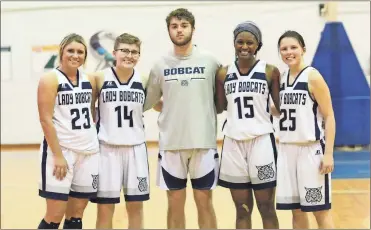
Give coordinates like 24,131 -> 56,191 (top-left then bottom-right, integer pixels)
1,1 -> 370,144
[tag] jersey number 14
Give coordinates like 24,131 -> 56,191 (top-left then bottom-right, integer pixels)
115,105 -> 133,127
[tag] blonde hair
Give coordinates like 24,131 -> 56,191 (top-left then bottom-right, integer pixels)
58,33 -> 88,64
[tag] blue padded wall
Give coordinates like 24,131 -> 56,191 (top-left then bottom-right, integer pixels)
311,22 -> 370,146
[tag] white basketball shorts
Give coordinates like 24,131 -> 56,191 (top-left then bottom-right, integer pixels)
90,143 -> 150,204
157,148 -> 219,190
276,139 -> 332,212
38,138 -> 100,201
218,133 -> 277,190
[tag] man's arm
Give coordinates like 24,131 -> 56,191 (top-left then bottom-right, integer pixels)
143,67 -> 162,112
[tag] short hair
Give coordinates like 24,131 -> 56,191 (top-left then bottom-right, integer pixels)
114,33 -> 141,51
58,33 -> 87,63
166,8 -> 195,29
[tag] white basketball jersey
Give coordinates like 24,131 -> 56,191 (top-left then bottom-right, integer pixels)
223,60 -> 274,140
97,67 -> 146,145
52,68 -> 99,154
279,66 -> 324,143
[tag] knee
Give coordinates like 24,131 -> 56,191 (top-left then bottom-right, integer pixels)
292,209 -> 308,219
67,198 -> 88,217
45,200 -> 67,221
97,204 -> 115,219
256,200 -> 276,217
235,202 -> 253,219
313,210 -> 330,220
193,190 -> 213,210
126,202 -> 143,215
167,189 -> 186,210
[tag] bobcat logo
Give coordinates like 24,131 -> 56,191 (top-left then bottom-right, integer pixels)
137,177 -> 148,192
305,186 -> 323,204
181,80 -> 189,86
256,162 -> 275,180
91,174 -> 99,189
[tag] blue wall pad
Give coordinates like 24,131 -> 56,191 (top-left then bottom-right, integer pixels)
311,22 -> 370,146
332,150 -> 370,179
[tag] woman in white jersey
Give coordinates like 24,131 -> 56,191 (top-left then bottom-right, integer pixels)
276,30 -> 335,229
88,33 -> 150,229
37,33 -> 99,229
215,21 -> 280,229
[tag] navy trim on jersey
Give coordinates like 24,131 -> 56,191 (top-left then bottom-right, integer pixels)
96,100 -> 101,134
131,81 -> 145,93
90,197 -> 120,204
234,59 -> 260,76
306,81 -> 316,102
218,136 -> 225,183
276,203 -> 301,210
191,169 -> 215,190
313,102 -> 320,140
250,72 -> 266,81
165,79 -> 178,82
301,203 -> 331,212
125,194 -> 150,202
111,67 -> 134,85
39,190 -> 69,201
293,82 -> 307,91
221,120 -> 227,131
144,143 -> 150,192
224,72 -> 238,84
269,133 -> 278,165
252,181 -> 276,190
280,82 -> 285,91
320,139 -> 330,206
286,66 -> 309,87
266,92 -> 270,113
57,83 -> 73,92
69,191 -> 97,199
218,179 -> 253,189
57,68 -> 80,87
96,84 -> 106,134
41,138 -> 48,191
81,81 -> 92,90
102,80 -> 119,89
161,166 -> 187,190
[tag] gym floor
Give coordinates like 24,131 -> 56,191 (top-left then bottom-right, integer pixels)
1,145 -> 370,229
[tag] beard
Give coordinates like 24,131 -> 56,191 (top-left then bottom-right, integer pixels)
170,32 -> 193,46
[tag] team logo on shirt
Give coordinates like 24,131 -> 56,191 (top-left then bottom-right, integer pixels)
304,186 -> 323,204
256,162 -> 275,180
91,174 -> 99,189
137,177 -> 148,192
181,80 -> 189,86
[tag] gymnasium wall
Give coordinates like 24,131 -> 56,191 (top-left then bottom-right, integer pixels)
1,1 -> 370,144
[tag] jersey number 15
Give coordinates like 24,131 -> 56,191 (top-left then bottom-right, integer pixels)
234,96 -> 254,119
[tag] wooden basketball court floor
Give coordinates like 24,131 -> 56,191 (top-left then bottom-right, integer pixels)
1,145 -> 370,229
